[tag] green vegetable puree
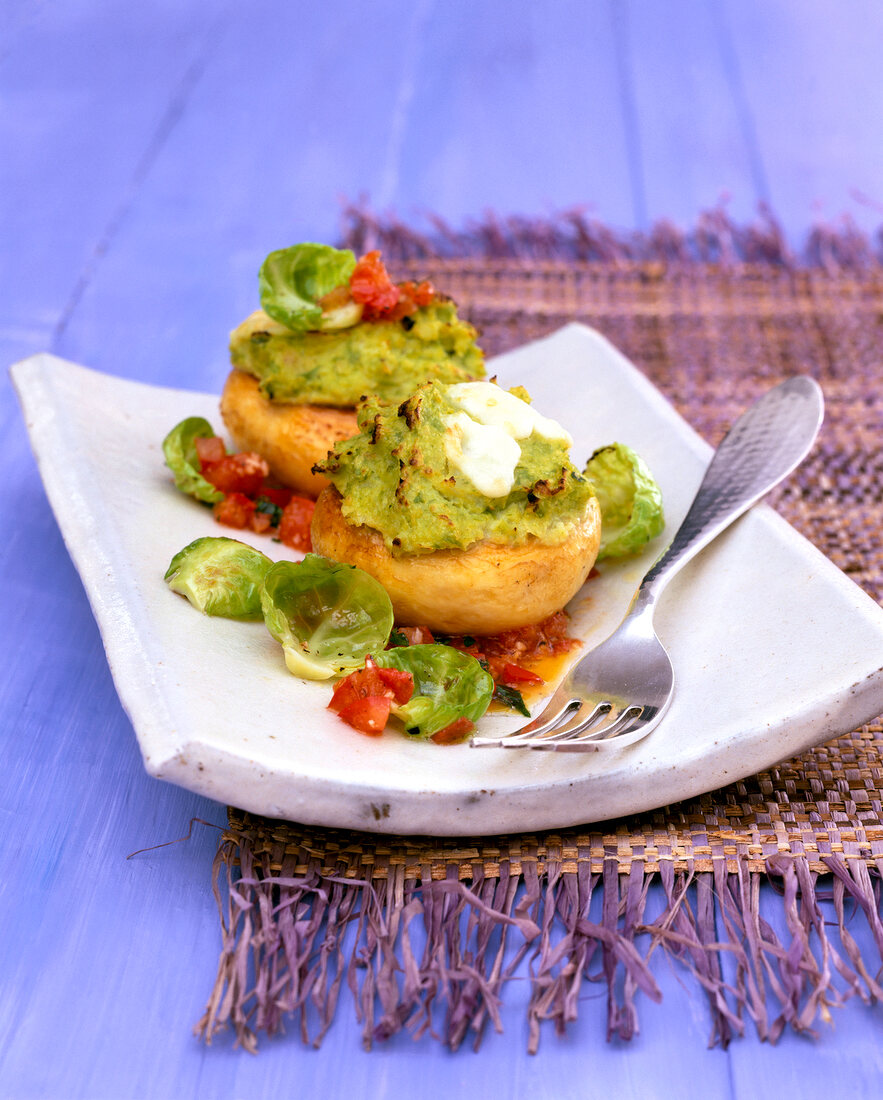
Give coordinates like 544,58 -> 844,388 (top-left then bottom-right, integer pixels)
229,299 -> 485,407
318,382 -> 594,555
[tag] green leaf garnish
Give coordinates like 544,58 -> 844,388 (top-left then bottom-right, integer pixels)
492,683 -> 530,717
255,496 -> 284,526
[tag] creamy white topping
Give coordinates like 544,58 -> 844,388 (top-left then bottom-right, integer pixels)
447,381 -> 572,445
443,412 -> 521,498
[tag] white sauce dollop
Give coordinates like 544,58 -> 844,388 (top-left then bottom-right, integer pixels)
443,412 -> 521,498
447,382 -> 572,444
442,382 -> 571,498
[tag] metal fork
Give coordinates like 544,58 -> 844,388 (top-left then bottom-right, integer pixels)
470,376 -> 824,752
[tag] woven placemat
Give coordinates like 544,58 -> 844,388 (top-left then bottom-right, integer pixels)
200,241 -> 883,1053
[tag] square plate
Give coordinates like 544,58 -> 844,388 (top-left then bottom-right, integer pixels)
12,324 -> 883,835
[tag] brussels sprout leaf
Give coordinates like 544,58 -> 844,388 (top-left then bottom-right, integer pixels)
165,537 -> 273,619
583,442 -> 664,560
375,644 -> 494,739
258,243 -> 356,332
162,417 -> 225,504
260,554 -> 393,679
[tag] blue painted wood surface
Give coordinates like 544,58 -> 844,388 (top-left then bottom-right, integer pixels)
3,2 -> 883,1096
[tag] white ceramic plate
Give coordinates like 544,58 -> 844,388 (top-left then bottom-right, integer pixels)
13,325 -> 883,835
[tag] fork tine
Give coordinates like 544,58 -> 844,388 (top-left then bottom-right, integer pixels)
553,704 -> 645,744
524,704 -> 654,750
518,701 -> 612,744
512,697 -> 583,739
470,702 -> 651,751
518,703 -> 637,748
485,687 -> 586,741
468,688 -> 586,748
470,697 -> 612,749
520,699 -> 612,741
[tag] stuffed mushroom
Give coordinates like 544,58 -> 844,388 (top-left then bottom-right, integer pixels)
311,380 -> 603,634
221,243 -> 485,497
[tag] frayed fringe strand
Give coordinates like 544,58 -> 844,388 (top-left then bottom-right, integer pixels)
338,200 -> 883,271
195,835 -> 883,1053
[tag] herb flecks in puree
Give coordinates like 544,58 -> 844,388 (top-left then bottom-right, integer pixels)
229,298 -> 485,408
317,380 -> 595,555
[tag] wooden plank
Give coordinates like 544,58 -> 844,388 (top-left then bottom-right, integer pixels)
724,885 -> 883,1098
724,0 -> 883,245
0,0 -> 48,49
0,0 -> 232,365
390,0 -> 633,228
44,3 -> 430,388
0,436 -> 228,1095
618,0 -> 766,231
45,1 -> 629,391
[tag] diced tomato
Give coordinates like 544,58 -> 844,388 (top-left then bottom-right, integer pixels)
196,436 -> 227,465
329,659 -> 414,736
202,452 -> 269,496
329,659 -> 414,714
213,492 -> 255,529
482,654 -> 531,684
277,495 -> 315,551
329,671 -> 370,713
385,279 -> 436,321
446,612 -> 579,671
329,660 -> 378,712
259,485 -> 293,509
407,279 -> 435,308
497,662 -> 544,687
430,717 -> 475,745
349,250 -> 400,318
249,510 -> 273,534
347,251 -> 435,322
335,696 -> 391,736
375,666 -> 414,705
396,626 -> 435,646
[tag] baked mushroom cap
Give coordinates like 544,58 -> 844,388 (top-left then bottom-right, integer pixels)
311,487 -> 602,635
219,369 -> 357,497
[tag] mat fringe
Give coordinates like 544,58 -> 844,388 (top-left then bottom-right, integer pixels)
196,834 -> 883,1053
338,199 -> 883,270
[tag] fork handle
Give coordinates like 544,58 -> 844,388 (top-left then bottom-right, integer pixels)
637,376 -> 823,604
